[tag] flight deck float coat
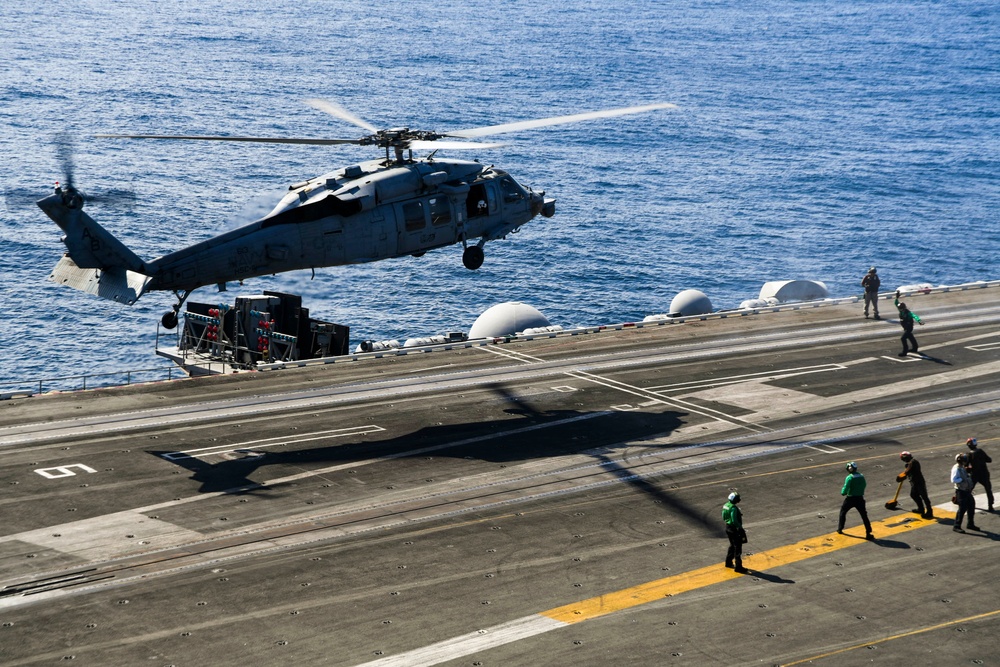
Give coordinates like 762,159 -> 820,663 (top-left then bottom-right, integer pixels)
722,499 -> 745,571
952,463 -> 973,492
862,272 -> 881,294
722,501 -> 743,530
898,457 -> 927,490
894,297 -> 923,331
897,456 -> 932,516
841,471 -> 867,497
967,445 -> 994,508
951,462 -> 977,530
894,296 -> 922,355
968,447 -> 992,484
862,271 -> 881,317
838,471 -> 873,536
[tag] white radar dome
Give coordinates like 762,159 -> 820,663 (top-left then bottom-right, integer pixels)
469,302 -> 550,339
669,289 -> 713,317
758,280 -> 829,303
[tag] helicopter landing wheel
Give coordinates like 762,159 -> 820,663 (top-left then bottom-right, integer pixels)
462,245 -> 484,270
161,310 -> 179,330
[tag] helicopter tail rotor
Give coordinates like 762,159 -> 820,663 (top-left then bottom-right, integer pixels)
5,134 -> 110,212
55,132 -> 77,192
37,135 -> 152,305
42,133 -> 137,207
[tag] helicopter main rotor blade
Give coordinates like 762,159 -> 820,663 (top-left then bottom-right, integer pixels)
95,134 -> 362,146
305,99 -> 379,133
408,139 -> 506,151
444,102 -> 678,139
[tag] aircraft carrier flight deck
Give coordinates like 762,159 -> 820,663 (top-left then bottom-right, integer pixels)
1,285 -> 999,666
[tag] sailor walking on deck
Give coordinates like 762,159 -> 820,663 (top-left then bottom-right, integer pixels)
838,462 -> 875,540
951,453 -> 979,532
966,438 -> 993,512
894,291 -> 923,357
722,492 -> 748,574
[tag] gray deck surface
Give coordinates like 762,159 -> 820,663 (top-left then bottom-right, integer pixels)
1,287 -> 998,666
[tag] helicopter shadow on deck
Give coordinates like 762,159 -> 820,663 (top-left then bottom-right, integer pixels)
149,402 -> 939,544
150,406 -> 684,492
148,382 -> 745,532
148,424 -> 851,543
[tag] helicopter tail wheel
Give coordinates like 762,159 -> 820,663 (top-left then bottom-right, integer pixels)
462,245 -> 484,270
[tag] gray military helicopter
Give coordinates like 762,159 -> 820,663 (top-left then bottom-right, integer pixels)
38,100 -> 675,329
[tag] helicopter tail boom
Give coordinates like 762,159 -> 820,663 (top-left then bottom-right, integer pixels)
38,190 -> 152,305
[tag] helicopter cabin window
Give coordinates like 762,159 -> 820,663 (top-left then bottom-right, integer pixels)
429,197 -> 451,226
403,201 -> 425,232
499,176 -> 524,203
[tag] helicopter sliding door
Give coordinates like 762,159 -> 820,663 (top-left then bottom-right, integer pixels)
395,200 -> 427,256
396,196 -> 454,257
465,182 -> 496,219
462,181 -> 499,241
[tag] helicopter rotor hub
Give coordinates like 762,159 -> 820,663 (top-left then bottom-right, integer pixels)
358,128 -> 443,151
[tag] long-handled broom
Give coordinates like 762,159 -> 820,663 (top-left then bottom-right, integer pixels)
885,479 -> 904,509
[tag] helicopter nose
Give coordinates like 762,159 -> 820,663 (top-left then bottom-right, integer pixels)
541,196 -> 556,218
530,191 -> 556,218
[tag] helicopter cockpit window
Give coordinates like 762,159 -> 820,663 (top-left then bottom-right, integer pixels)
499,176 -> 525,203
429,197 -> 451,226
403,201 -> 425,231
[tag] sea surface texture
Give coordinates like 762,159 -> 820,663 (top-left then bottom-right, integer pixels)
1,1 -> 998,389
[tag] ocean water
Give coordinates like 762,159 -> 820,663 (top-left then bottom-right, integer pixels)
2,0 -> 998,389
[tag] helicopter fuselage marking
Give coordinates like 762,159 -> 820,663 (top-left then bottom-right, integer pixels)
80,226 -> 101,253
230,245 -> 269,277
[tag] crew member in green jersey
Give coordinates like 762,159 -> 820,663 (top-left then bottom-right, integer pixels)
722,491 -> 748,573
894,292 -> 924,357
838,461 -> 875,540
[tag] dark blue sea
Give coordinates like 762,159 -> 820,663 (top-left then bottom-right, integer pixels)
2,0 -> 999,389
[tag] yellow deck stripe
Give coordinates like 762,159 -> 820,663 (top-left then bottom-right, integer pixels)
542,508 -> 949,624
360,501 -> 974,667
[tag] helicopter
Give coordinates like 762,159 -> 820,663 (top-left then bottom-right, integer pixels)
38,99 -> 676,329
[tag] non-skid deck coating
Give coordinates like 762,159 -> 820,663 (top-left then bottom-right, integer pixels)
357,501 -> 983,667
1,286 -> 999,666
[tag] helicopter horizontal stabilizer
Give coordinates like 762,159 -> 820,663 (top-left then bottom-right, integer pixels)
48,255 -> 151,306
